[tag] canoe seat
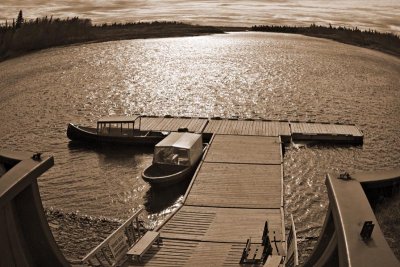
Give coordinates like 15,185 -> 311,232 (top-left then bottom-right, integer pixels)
127,231 -> 160,262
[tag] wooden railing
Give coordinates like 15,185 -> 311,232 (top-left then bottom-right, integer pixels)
303,172 -> 400,267
82,208 -> 145,267
285,214 -> 299,267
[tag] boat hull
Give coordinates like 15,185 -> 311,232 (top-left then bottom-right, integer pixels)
142,164 -> 195,187
67,123 -> 166,145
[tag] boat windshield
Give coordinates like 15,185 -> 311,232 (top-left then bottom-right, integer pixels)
97,122 -> 136,136
154,147 -> 190,166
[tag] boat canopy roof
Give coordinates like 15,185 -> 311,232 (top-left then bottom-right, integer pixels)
97,115 -> 140,124
156,132 -> 202,150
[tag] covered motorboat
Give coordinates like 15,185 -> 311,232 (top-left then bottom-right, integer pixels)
142,132 -> 204,186
67,115 -> 168,145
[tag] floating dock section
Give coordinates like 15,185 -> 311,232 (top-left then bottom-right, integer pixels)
139,116 -> 363,145
289,122 -> 363,144
140,116 -> 208,133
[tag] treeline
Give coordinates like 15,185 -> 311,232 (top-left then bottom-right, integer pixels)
0,11 -> 223,61
0,15 -> 93,60
251,24 -> 400,57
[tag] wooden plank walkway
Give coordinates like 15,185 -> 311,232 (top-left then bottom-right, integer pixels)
160,206 -> 284,242
185,162 -> 282,209
139,116 -> 208,133
204,135 -> 282,165
128,134 -> 285,266
203,119 -> 291,138
134,239 -> 244,267
290,122 -> 363,144
124,115 -> 363,266
137,115 -> 363,144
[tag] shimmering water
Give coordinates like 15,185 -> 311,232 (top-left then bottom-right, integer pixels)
0,32 -> 399,260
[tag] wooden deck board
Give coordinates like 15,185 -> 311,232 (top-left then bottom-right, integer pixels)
204,135 -> 282,164
230,120 -> 239,135
161,206 -> 283,242
255,120 -> 264,136
208,120 -> 222,134
157,118 -> 173,131
238,120 -> 245,135
280,122 -> 291,137
245,120 -> 253,135
290,122 -> 361,136
220,120 -> 230,135
139,117 -> 161,131
202,119 -> 292,137
128,239 -> 277,266
185,162 -> 282,208
290,122 -> 363,143
140,117 -> 207,132
167,118 -> 181,131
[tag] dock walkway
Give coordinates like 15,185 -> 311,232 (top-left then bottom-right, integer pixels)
127,134 -> 285,266
124,115 -> 363,266
139,116 -> 363,145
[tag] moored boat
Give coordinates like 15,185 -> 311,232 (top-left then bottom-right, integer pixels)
67,116 -> 168,145
142,132 -> 205,186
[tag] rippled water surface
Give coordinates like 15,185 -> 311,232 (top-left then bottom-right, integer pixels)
0,32 -> 399,260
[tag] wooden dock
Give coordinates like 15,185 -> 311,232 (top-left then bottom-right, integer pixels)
121,115 -> 363,266
290,122 -> 363,144
139,116 -> 363,145
126,134 -> 286,266
140,116 -> 208,133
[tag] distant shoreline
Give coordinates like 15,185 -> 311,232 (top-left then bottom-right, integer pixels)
1,17 -> 399,62
251,24 -> 400,58
0,19 -> 224,62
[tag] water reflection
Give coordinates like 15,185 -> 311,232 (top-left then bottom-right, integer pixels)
144,180 -> 190,214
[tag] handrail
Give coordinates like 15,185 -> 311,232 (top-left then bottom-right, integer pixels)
304,173 -> 399,267
82,207 -> 144,265
285,214 -> 299,267
326,174 -> 398,266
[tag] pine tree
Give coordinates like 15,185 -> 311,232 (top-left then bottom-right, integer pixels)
16,10 -> 23,29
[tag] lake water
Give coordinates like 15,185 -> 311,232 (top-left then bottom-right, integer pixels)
0,32 -> 399,261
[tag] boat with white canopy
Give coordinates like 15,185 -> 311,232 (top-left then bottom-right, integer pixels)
142,132 -> 205,186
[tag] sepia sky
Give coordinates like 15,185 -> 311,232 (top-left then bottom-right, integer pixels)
1,0 -> 399,33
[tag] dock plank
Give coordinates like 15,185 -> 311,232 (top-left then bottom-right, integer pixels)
139,117 -> 162,131
236,120 -> 245,135
204,135 -> 282,164
161,206 -> 283,243
185,162 -> 282,209
210,120 -> 223,134
141,117 -> 208,132
290,122 -> 363,144
279,122 -> 291,137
